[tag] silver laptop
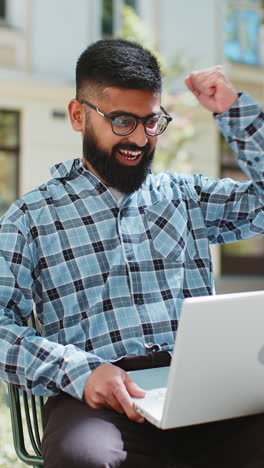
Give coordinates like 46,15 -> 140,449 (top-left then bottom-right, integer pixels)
130,290 -> 264,429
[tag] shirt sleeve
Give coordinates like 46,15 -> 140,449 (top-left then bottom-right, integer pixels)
215,91 -> 264,186
187,92 -> 264,244
0,214 -> 107,400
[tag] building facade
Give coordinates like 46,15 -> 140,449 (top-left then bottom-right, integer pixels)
0,0 -> 263,286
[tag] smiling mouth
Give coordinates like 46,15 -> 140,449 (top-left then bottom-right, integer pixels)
116,148 -> 144,165
118,149 -> 143,161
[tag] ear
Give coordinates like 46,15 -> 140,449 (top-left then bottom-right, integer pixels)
68,99 -> 84,132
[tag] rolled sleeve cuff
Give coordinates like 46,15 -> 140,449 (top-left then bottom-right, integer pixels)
57,348 -> 108,400
214,92 -> 261,135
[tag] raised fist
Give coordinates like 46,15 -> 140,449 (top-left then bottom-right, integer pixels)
185,65 -> 238,114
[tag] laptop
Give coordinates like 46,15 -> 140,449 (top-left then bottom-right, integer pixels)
130,290 -> 264,429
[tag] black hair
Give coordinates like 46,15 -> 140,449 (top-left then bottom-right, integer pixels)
76,39 -> 162,98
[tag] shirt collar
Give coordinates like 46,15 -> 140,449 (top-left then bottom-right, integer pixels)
49,158 -> 157,206
49,158 -> 82,179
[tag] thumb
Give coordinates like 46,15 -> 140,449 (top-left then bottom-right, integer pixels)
124,374 -> 146,398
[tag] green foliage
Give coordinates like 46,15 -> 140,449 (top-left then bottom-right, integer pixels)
121,5 -> 190,81
0,382 -> 26,467
155,92 -> 197,174
121,5 -> 151,45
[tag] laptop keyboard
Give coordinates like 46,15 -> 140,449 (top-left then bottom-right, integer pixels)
146,387 -> 167,401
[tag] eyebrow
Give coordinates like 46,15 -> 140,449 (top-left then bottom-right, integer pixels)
109,110 -> 162,118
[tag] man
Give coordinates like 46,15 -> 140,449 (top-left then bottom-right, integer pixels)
0,39 -> 264,467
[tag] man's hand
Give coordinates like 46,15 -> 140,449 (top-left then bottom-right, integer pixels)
185,65 -> 238,114
83,363 -> 146,422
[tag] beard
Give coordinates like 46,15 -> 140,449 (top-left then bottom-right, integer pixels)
82,127 -> 155,194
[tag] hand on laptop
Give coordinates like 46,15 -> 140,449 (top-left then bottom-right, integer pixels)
83,363 -> 146,422
184,65 -> 238,114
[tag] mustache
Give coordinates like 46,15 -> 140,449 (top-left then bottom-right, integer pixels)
113,143 -> 151,153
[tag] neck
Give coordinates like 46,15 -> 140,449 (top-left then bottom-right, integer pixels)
82,157 -> 110,186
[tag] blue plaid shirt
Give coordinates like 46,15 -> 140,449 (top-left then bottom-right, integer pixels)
0,92 -> 264,400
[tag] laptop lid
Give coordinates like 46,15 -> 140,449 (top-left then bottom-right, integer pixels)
132,290 -> 264,429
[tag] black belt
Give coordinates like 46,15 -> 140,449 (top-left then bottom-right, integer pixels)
113,351 -> 171,371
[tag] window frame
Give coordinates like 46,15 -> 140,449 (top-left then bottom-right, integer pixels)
224,0 -> 264,67
0,109 -> 20,215
0,0 -> 7,24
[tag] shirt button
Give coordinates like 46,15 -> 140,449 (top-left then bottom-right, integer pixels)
144,342 -> 161,353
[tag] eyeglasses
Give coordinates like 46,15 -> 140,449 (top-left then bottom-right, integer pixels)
78,99 -> 172,136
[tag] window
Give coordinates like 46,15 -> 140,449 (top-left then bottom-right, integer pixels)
102,0 -> 113,37
102,0 -> 137,38
0,111 -> 19,216
124,0 -> 136,7
220,134 -> 264,275
224,0 -> 264,66
0,0 -> 6,21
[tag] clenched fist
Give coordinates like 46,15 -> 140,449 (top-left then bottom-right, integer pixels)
185,65 -> 238,114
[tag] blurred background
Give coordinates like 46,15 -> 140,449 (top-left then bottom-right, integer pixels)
0,0 -> 263,465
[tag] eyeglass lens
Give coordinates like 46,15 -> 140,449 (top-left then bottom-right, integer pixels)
146,116 -> 168,136
112,115 -> 168,136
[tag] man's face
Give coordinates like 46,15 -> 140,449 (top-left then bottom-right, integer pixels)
81,87 -> 160,193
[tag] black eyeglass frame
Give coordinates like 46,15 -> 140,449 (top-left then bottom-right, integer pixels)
78,99 -> 172,136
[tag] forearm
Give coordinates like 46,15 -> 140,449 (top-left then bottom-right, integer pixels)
215,92 -> 264,188
185,92 -> 264,241
0,313 -> 107,400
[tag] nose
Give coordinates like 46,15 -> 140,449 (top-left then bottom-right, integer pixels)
127,122 -> 148,147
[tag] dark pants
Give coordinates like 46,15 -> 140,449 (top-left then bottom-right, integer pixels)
42,354 -> 264,468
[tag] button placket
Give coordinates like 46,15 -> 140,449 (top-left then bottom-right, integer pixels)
118,203 -> 146,306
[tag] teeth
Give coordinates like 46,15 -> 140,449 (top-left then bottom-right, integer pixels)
119,149 -> 142,160
120,150 -> 141,156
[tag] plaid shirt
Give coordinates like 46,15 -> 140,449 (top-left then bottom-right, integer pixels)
0,92 -> 264,400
